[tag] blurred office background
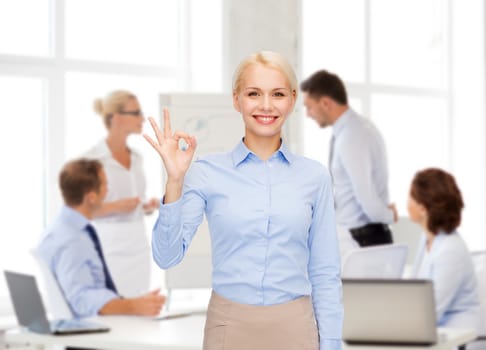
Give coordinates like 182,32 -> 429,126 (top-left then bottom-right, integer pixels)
0,0 -> 484,314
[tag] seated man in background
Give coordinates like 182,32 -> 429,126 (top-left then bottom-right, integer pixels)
37,158 -> 165,318
408,167 -> 481,333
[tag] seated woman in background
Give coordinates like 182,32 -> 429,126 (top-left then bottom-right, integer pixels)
408,168 -> 481,333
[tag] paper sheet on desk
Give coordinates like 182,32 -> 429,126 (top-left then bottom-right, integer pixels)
155,308 -> 207,321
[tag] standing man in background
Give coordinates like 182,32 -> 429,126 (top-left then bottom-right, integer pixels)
301,70 -> 398,257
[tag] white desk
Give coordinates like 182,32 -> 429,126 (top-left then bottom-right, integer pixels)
344,327 -> 477,350
5,315 -> 476,350
6,315 -> 205,350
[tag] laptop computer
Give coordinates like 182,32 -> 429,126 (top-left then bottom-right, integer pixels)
342,279 -> 437,345
4,270 -> 110,335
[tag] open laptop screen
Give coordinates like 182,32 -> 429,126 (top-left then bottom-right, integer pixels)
4,270 -> 109,335
4,270 -> 51,333
342,279 -> 437,345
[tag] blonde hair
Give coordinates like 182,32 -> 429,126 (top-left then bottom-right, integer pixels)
93,90 -> 137,128
232,51 -> 298,96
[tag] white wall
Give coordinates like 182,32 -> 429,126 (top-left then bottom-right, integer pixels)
223,0 -> 303,153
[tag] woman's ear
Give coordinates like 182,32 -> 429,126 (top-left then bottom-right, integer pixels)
419,203 -> 428,215
233,91 -> 241,113
107,113 -> 118,130
291,90 -> 297,102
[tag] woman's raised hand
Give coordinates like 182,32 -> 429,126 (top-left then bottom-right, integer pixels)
144,108 -> 197,182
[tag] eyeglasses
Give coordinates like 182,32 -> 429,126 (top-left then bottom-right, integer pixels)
119,110 -> 143,117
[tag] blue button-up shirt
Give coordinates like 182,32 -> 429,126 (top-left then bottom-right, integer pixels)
331,108 -> 393,229
413,231 -> 481,332
153,141 -> 343,349
37,206 -> 118,318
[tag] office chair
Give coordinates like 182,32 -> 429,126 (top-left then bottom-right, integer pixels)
165,255 -> 212,311
341,244 -> 408,279
390,217 -> 422,265
462,251 -> 486,350
30,250 -> 73,320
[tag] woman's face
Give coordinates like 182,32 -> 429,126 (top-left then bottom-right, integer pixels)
407,193 -> 426,225
233,63 -> 296,141
113,98 -> 145,134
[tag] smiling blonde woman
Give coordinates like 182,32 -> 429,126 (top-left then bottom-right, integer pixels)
145,51 -> 343,350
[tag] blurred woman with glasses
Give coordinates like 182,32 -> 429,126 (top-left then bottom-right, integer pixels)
84,90 -> 159,297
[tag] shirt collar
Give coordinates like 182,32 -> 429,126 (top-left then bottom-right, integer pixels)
87,139 -> 140,168
87,139 -> 112,159
429,230 -> 451,248
231,139 -> 293,167
59,205 -> 91,232
332,107 -> 354,137
278,142 -> 293,163
423,230 -> 456,255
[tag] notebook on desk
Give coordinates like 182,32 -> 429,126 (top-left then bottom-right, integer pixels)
4,270 -> 110,335
342,279 -> 437,345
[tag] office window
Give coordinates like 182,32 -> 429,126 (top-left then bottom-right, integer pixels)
189,0 -> 223,91
0,0 -> 223,311
0,0 -> 51,57
0,77 -> 45,305
302,0 -> 365,83
370,0 -> 447,89
302,0 -> 485,249
371,94 -> 449,206
65,0 -> 179,66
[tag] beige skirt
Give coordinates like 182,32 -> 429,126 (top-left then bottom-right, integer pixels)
203,291 -> 319,350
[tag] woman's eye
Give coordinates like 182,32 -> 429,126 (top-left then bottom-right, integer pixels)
274,92 -> 285,97
248,91 -> 259,97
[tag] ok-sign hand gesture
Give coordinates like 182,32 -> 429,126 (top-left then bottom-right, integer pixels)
144,109 -> 197,202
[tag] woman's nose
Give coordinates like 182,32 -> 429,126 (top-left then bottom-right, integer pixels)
261,94 -> 272,110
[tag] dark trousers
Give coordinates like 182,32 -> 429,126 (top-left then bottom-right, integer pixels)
349,223 -> 393,247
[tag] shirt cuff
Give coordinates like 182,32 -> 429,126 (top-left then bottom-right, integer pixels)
91,290 -> 119,316
71,288 -> 118,318
320,339 -> 342,350
385,207 -> 395,224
